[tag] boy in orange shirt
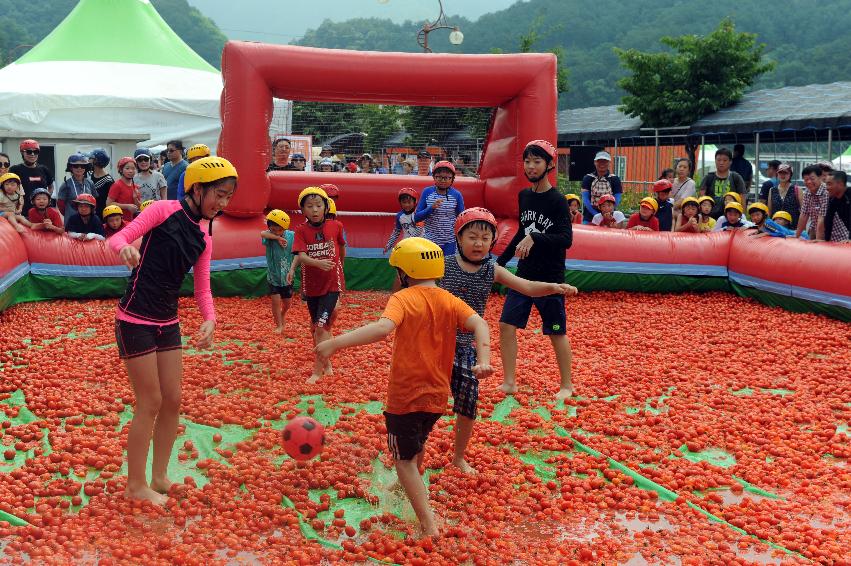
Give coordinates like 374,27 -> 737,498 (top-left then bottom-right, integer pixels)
316,237 -> 492,537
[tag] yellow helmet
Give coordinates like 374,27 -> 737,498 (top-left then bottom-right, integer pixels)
772,211 -> 793,223
747,202 -> 769,216
0,172 -> 21,186
724,201 -> 743,214
103,205 -> 123,218
389,237 -> 444,279
565,193 -> 581,204
183,156 -> 238,190
681,197 -> 700,209
140,200 -> 155,211
639,197 -> 659,213
186,143 -> 211,161
722,191 -> 742,205
327,199 -> 337,216
266,209 -> 290,229
698,196 -> 715,206
297,186 -> 329,208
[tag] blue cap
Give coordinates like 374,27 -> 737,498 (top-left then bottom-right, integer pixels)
134,148 -> 152,159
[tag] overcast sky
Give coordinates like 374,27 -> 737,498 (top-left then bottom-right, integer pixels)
187,0 -> 519,43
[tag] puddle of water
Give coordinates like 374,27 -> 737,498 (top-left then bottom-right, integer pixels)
214,549 -> 263,565
734,543 -> 784,565
614,512 -> 675,534
621,553 -> 682,566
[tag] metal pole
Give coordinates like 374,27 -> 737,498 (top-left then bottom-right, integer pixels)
654,129 -> 660,177
753,132 -> 760,202
700,135 -> 705,180
827,129 -> 833,161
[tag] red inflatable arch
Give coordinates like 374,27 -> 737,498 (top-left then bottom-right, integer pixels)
218,42 -> 557,221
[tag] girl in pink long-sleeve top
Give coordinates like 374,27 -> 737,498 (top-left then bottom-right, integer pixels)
110,157 -> 238,505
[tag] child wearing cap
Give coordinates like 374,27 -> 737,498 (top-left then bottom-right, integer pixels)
442,207 -> 577,473
697,196 -> 717,232
591,194 -> 625,228
414,160 -> 465,256
713,201 -> 754,231
626,197 -> 660,231
0,173 -> 33,233
673,197 -> 701,233
384,187 -> 424,254
772,211 -> 793,229
102,205 -> 127,238
262,209 -> 295,334
566,194 -> 583,224
652,179 -> 674,231
747,202 -> 769,231
27,188 -> 64,234
65,194 -> 105,240
316,237 -> 492,537
287,187 -> 346,383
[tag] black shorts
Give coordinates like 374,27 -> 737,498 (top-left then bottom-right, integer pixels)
115,320 -> 182,359
305,292 -> 339,327
451,345 -> 479,419
384,411 -> 441,461
499,289 -> 566,335
268,283 -> 293,299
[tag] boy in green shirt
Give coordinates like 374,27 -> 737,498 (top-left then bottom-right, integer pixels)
262,209 -> 295,334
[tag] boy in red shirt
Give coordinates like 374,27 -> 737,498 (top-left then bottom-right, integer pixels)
288,187 -> 346,383
316,237 -> 492,537
26,188 -> 64,234
626,197 -> 660,231
102,205 -> 127,238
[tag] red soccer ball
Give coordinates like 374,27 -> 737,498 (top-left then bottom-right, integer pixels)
282,416 -> 325,461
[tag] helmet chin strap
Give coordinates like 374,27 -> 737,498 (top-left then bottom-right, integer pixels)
398,271 -> 410,288
186,190 -> 218,236
526,163 -> 555,190
457,245 -> 492,266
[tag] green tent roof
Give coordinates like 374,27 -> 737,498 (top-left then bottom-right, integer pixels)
17,0 -> 216,73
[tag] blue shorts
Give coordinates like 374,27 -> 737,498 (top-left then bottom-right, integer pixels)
438,241 -> 456,256
451,345 -> 478,419
499,289 -> 566,335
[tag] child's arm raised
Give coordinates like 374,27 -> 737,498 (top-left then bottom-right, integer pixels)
463,314 -> 493,379
260,229 -> 284,241
315,318 -> 396,363
493,265 -> 578,298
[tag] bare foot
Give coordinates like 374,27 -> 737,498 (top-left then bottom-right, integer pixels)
499,381 -> 518,395
451,458 -> 478,475
125,485 -> 168,506
274,326 -> 284,334
324,362 -> 334,376
555,387 -> 573,401
150,477 -> 174,495
307,374 -> 321,384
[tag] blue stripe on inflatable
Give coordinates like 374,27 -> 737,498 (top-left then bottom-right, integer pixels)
346,248 -> 388,259
0,262 -> 30,294
208,257 -> 267,272
729,271 -> 851,310
31,263 -> 131,277
503,257 -> 728,277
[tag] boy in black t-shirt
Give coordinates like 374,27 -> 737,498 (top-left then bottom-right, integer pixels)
496,140 -> 575,400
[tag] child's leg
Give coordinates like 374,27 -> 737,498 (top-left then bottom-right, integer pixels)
549,334 -> 573,399
270,294 -> 283,332
150,348 -> 183,493
123,352 -> 168,505
450,347 -> 479,473
498,323 -> 519,394
395,456 -> 438,537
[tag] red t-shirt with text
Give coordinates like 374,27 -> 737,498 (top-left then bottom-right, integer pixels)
292,220 -> 346,297
626,213 -> 660,231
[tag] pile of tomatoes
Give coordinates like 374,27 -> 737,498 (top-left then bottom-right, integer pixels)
0,291 -> 848,564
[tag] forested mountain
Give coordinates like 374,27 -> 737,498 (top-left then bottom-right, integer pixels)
295,0 -> 851,109
0,0 -> 228,68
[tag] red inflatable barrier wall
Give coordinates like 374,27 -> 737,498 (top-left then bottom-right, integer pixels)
218,42 -> 556,220
0,219 -> 27,278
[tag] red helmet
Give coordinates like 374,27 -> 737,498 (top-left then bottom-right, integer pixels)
432,160 -> 456,175
597,194 -> 616,205
652,179 -> 673,193
524,139 -> 557,162
72,194 -> 97,207
398,187 -> 418,201
117,156 -> 136,172
454,206 -> 497,238
319,183 -> 339,198
20,139 -> 39,151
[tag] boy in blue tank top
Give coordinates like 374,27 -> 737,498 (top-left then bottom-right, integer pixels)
439,207 -> 577,473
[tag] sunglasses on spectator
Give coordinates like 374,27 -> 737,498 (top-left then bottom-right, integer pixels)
70,164 -> 87,169
0,162 -> 9,168
167,148 -> 179,153
136,156 -> 151,162
292,158 -> 305,162
433,175 -> 453,181
24,149 -> 39,155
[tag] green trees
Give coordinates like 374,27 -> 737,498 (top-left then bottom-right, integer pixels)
615,19 -> 774,127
